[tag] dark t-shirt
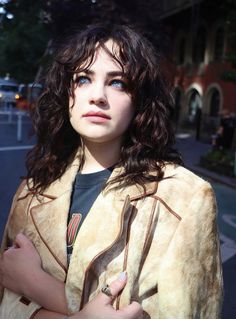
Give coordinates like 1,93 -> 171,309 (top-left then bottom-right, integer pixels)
67,168 -> 113,261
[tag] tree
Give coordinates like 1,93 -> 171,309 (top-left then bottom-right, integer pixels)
0,0 -> 163,83
43,0 -> 162,44
219,0 -> 236,82
0,0 -> 49,83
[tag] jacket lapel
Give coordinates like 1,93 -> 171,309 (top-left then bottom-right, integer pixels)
30,191 -> 71,271
29,154 -> 81,271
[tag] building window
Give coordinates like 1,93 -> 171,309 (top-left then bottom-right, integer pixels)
209,89 -> 220,117
214,27 -> 224,61
192,26 -> 206,64
177,38 -> 186,65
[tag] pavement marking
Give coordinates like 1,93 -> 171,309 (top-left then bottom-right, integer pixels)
0,145 -> 34,151
175,133 -> 191,139
0,121 -> 31,124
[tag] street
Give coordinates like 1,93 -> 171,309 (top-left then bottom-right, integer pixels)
213,182 -> 236,319
0,115 -> 236,318
0,111 -> 34,234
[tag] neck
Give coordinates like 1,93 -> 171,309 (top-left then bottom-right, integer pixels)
80,140 -> 121,174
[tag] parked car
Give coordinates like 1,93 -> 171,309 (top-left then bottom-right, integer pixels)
17,83 -> 43,111
0,77 -> 20,108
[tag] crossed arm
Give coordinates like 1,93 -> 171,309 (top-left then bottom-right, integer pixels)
0,233 -> 142,319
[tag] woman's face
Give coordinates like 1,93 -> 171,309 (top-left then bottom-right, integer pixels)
69,40 -> 134,147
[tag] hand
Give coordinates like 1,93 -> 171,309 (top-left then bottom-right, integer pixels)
0,233 -> 42,296
0,233 -> 68,313
76,273 -> 143,319
34,273 -> 143,319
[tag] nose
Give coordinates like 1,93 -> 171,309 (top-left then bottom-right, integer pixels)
89,83 -> 107,107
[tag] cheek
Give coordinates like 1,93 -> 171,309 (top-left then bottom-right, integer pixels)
69,93 -> 83,118
117,102 -> 134,128
123,98 -> 134,121
69,105 -> 80,130
69,88 -> 82,107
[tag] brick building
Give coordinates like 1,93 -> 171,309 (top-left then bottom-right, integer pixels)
157,0 -> 236,140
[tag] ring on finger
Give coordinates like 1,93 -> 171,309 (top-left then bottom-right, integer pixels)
101,284 -> 114,298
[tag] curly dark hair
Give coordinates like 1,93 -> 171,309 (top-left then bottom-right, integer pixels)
26,24 -> 182,192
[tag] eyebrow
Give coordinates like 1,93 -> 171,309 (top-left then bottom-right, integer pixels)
81,70 -> 125,77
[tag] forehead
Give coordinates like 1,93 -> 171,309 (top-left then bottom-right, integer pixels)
103,39 -> 120,55
79,39 -> 123,71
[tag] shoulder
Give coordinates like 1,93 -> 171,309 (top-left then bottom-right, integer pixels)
16,178 -> 28,194
154,164 -> 215,217
12,179 -> 34,204
161,163 -> 213,192
1,179 -> 33,246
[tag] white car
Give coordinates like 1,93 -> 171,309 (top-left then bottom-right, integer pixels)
0,78 -> 20,108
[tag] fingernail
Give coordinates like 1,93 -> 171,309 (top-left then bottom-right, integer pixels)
118,271 -> 127,281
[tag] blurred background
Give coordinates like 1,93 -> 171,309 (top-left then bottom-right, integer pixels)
0,0 -> 236,318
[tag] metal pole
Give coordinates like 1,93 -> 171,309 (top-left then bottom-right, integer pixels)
17,111 -> 22,142
8,104 -> 13,124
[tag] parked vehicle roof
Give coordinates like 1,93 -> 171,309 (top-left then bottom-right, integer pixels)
0,77 -> 18,86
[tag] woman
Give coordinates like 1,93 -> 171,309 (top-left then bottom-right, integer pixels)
0,24 -> 223,318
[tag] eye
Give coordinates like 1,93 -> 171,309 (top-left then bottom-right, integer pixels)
110,79 -> 126,90
75,75 -> 90,86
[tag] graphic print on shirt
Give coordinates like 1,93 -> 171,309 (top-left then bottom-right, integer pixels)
67,212 -> 82,256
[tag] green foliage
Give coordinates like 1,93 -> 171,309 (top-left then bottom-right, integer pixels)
221,70 -> 236,83
200,148 -> 235,177
221,0 -> 236,68
43,0 -> 162,46
0,0 -> 49,83
209,0 -> 236,84
0,0 -> 162,83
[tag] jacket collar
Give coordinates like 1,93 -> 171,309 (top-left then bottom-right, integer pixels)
37,153 -> 81,199
38,152 -> 158,201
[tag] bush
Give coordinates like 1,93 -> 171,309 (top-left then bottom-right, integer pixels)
200,148 -> 235,177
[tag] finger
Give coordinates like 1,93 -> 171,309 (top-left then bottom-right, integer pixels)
99,272 -> 127,304
120,301 -> 143,319
13,233 -> 32,248
3,246 -> 16,253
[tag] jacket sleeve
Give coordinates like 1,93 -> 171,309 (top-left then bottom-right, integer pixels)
0,180 -> 27,251
157,181 -> 223,319
0,290 -> 42,319
0,180 -> 42,319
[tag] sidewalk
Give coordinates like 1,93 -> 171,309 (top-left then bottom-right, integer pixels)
0,110 -> 35,147
176,132 -> 236,189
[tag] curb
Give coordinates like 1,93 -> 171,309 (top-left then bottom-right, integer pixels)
187,166 -> 236,189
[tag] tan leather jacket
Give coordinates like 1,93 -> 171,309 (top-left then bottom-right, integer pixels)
0,158 -> 223,319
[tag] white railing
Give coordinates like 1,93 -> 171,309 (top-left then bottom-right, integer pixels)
0,109 -> 29,142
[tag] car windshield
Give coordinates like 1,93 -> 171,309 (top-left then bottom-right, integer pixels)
0,85 -> 18,92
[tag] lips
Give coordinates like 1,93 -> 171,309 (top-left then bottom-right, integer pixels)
83,111 -> 111,119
